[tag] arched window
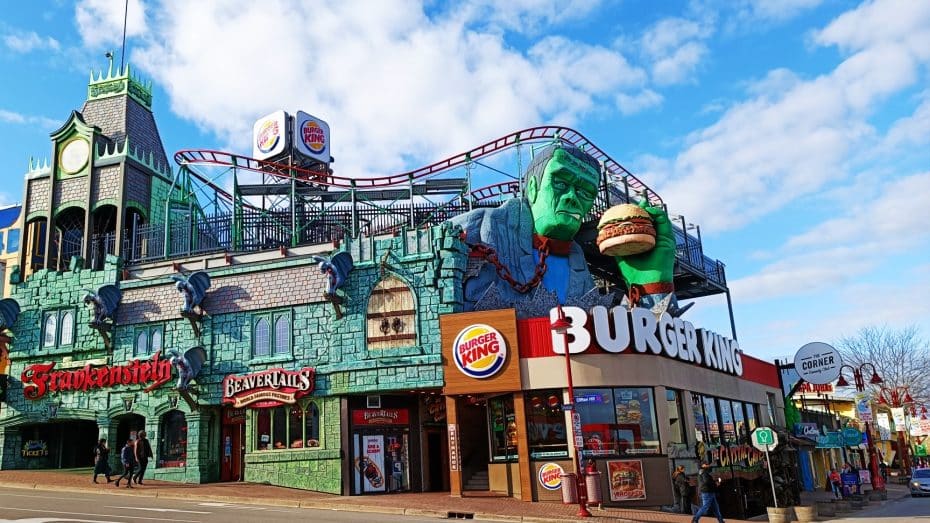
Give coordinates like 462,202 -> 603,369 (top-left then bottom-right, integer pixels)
59,311 -> 74,345
255,403 -> 321,450
43,314 -> 57,348
274,316 -> 289,355
254,318 -> 270,357
151,328 -> 163,353
158,410 -> 187,468
136,331 -> 148,356
366,275 -> 416,350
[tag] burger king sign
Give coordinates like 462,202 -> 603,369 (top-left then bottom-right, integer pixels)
452,324 -> 508,379
537,462 -> 564,490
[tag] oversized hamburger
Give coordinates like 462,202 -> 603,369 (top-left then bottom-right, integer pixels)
596,203 -> 656,256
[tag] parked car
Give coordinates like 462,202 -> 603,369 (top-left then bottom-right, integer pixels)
910,468 -> 930,497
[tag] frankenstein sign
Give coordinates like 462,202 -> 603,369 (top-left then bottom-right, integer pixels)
22,352 -> 172,400
222,367 -> 315,408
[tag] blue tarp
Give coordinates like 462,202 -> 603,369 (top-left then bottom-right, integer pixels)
0,205 -> 20,229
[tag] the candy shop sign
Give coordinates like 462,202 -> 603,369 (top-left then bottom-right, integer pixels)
550,306 -> 743,377
222,367 -> 315,408
21,353 -> 172,400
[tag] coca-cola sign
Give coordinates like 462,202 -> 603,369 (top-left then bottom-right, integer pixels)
21,352 -> 172,400
222,367 -> 315,408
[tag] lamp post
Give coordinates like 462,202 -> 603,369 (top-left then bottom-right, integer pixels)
876,385 -> 915,473
836,363 -> 885,490
551,305 -> 591,518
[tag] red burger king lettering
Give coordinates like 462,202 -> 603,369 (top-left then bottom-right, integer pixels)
457,333 -> 501,366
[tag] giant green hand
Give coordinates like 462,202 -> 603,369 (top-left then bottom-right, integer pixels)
615,200 -> 676,287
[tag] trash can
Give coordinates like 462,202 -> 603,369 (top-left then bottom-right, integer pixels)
560,473 -> 578,504
585,470 -> 603,504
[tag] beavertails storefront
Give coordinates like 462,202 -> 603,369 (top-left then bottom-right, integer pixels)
440,306 -> 782,517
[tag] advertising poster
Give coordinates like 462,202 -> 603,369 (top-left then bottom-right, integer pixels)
855,393 -> 873,423
354,434 -> 386,493
607,460 -> 646,501
891,407 -> 906,429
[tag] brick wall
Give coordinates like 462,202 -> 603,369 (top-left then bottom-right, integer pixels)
54,177 -> 87,208
91,165 -> 121,203
124,166 -> 151,210
26,178 -> 50,216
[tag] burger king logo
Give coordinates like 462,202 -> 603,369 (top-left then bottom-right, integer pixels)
256,119 -> 281,154
538,462 -> 564,490
452,324 -> 507,379
301,120 -> 327,154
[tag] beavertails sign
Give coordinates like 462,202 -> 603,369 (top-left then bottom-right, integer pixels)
21,352 -> 172,400
222,367 -> 315,408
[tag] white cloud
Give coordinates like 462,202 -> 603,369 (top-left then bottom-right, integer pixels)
75,0 -> 147,49
119,1 -> 646,178
616,89 -> 663,115
732,0 -> 823,24
2,30 -> 60,53
0,108 -> 59,129
454,0 -> 604,35
649,0 -> 930,233
640,17 -> 711,85
881,91 -> 930,151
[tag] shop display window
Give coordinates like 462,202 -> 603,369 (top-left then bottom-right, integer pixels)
692,392 -> 708,442
702,395 -> 721,445
488,396 -> 518,461
525,390 -> 568,458
745,403 -> 758,433
158,410 -> 187,467
718,398 -> 736,443
576,387 -> 660,457
732,401 -> 747,443
667,389 -> 687,444
255,403 -> 321,450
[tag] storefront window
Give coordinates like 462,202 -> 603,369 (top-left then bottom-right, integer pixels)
488,396 -> 517,461
158,410 -> 187,467
718,399 -> 736,443
702,395 -> 721,445
667,389 -> 686,444
745,403 -> 758,432
732,401 -> 747,443
692,392 -> 708,443
255,403 -> 321,450
576,387 -> 659,457
525,390 -> 568,459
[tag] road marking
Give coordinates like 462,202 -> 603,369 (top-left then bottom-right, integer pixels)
0,506 -> 201,522
0,492 -> 98,502
105,507 -> 211,514
196,502 -> 233,507
2,518 -> 119,523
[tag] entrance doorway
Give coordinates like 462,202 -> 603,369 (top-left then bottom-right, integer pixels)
19,420 -> 98,469
220,408 -> 246,482
115,414 -> 145,447
423,428 -> 448,491
457,398 -> 490,491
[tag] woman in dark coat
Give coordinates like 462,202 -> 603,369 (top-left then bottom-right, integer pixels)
92,438 -> 113,483
672,465 -> 691,514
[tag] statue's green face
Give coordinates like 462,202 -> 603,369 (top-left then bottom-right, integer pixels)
527,149 -> 599,240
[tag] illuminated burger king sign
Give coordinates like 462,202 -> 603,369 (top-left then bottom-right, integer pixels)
452,324 -> 507,379
252,110 -> 288,160
538,462 -> 564,490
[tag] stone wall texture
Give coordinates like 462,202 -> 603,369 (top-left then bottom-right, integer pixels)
91,165 -> 121,204
26,178 -> 50,216
54,176 -> 88,209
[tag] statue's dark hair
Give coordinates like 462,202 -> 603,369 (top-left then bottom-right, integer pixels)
523,143 -> 601,197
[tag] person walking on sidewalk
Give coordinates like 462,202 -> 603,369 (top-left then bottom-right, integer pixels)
134,431 -> 153,485
672,465 -> 692,514
92,438 -> 113,484
692,462 -> 724,523
115,439 -> 136,488
829,468 -> 842,499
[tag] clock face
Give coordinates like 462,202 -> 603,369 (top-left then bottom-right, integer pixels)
60,138 -> 90,174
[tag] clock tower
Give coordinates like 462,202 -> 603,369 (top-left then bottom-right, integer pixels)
18,59 -> 175,277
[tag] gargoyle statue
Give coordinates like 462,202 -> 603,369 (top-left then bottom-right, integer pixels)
166,346 -> 208,392
170,271 -> 211,317
82,284 -> 122,328
311,251 -> 354,300
0,298 -> 20,334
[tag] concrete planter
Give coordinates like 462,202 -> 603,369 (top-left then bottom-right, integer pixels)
794,505 -> 817,523
816,500 -> 836,517
766,506 -> 793,523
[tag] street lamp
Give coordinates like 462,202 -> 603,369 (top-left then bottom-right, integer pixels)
836,363 -> 885,490
552,305 -> 591,518
876,385 -> 915,473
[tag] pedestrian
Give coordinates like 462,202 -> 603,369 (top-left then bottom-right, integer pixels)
115,439 -> 136,488
879,461 -> 888,483
829,468 -> 842,499
134,431 -> 153,485
92,438 -> 113,484
692,462 -> 724,523
672,465 -> 691,514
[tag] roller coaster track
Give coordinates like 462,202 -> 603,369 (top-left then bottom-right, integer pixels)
174,125 -> 661,205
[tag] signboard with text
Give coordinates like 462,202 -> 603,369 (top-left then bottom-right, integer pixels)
222,367 -> 315,408
21,352 -> 172,400
793,342 -> 842,385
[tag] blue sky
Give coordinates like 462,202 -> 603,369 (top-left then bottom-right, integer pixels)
1,0 -> 928,363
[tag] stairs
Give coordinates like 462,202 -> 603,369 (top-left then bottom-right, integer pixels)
464,470 -> 489,491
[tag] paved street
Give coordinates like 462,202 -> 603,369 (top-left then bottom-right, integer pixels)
828,493 -> 930,521
0,486 -> 443,523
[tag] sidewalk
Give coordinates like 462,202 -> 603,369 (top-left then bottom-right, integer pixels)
799,481 -> 912,506
0,469 -> 756,523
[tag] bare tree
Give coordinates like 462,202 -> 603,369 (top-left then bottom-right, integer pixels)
836,325 -> 930,407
